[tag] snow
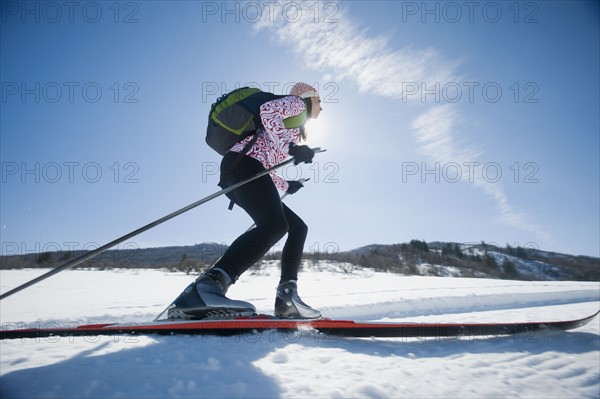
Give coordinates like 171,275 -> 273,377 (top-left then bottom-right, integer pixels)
1,263 -> 599,398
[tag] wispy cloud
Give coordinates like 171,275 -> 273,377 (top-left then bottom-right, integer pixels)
256,1 -> 547,240
411,105 -> 548,239
254,3 -> 459,99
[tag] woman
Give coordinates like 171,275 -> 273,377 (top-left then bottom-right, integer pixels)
168,82 -> 323,320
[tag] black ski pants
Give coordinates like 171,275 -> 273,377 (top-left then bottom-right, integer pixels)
214,152 -> 308,284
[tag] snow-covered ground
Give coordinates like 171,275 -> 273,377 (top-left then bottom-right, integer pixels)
1,263 -> 599,398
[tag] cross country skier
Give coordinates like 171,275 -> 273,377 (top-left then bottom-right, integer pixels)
168,82 -> 323,320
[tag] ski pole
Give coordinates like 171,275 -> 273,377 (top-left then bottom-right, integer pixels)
0,150 -> 324,301
152,178 -> 310,321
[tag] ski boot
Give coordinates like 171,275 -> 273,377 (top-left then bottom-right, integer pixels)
167,268 -> 256,320
274,280 -> 321,319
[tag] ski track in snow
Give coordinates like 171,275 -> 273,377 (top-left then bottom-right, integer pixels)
0,266 -> 599,399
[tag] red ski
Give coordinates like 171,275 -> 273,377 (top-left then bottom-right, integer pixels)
1,311 -> 598,340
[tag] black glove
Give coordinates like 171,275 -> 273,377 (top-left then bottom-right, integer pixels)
288,143 -> 315,165
286,180 -> 304,194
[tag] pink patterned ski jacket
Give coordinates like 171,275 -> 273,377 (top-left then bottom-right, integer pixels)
229,95 -> 306,192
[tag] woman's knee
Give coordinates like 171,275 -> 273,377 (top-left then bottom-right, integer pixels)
265,215 -> 289,242
288,218 -> 308,239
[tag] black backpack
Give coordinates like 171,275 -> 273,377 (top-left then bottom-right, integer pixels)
206,87 -> 308,155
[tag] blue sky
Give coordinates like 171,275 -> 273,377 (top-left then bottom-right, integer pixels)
1,1 -> 598,259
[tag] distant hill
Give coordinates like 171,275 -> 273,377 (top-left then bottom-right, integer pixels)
0,243 -> 227,272
1,240 -> 598,281
330,241 -> 599,281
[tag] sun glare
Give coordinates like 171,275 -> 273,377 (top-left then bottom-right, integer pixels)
304,118 -> 324,144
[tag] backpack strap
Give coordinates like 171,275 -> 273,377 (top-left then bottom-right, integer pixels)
283,108 -> 308,129
225,130 -> 262,210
